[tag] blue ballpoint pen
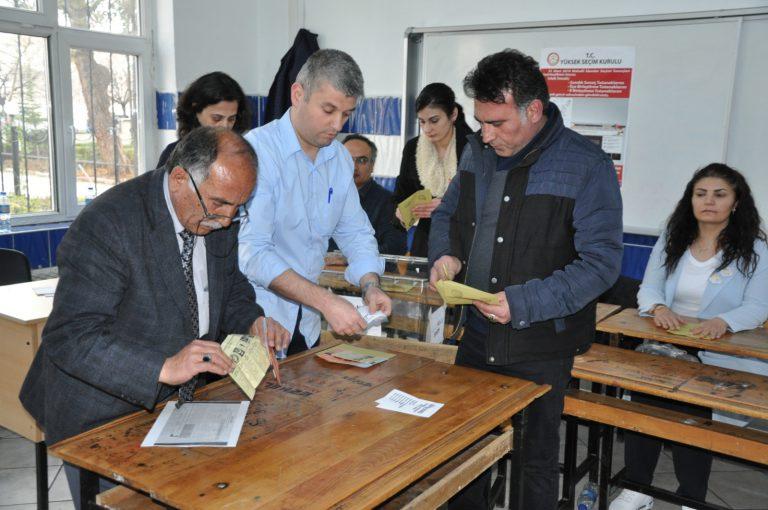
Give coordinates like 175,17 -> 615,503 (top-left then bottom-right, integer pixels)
327,187 -> 333,203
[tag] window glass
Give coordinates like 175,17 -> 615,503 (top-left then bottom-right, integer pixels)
0,0 -> 37,12
0,32 -> 54,215
70,48 -> 138,203
59,0 -> 139,36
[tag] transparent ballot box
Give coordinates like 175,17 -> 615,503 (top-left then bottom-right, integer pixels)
320,253 -> 444,341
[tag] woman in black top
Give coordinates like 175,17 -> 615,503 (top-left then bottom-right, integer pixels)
156,72 -> 251,168
393,83 -> 473,257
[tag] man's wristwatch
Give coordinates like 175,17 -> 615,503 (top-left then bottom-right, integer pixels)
651,304 -> 667,314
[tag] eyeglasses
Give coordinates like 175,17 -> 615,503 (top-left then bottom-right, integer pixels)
351,156 -> 371,165
181,167 -> 248,224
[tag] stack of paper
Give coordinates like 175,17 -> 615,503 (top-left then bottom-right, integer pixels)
356,304 -> 388,329
397,189 -> 433,229
375,389 -> 443,418
435,280 -> 499,306
221,334 -> 271,399
317,344 -> 394,368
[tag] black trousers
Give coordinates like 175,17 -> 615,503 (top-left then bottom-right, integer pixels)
287,306 -> 317,356
448,327 -> 574,510
623,392 -> 713,501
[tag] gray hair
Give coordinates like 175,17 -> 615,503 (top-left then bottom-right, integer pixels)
295,49 -> 364,104
167,127 -> 257,182
342,133 -> 377,163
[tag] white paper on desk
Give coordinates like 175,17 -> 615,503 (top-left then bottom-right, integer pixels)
375,389 -> 443,418
141,401 -> 249,447
33,285 -> 56,297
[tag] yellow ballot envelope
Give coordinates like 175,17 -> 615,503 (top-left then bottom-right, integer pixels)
435,280 -> 499,306
667,322 -> 708,339
221,334 -> 271,399
397,189 -> 433,229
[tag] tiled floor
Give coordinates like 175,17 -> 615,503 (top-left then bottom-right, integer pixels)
2,422 -> 765,509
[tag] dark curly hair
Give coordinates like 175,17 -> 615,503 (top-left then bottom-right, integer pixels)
664,163 -> 766,277
463,49 -> 549,108
176,72 -> 251,138
414,82 -> 471,133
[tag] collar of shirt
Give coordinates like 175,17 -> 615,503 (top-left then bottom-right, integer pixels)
277,108 -> 339,167
163,171 -> 186,236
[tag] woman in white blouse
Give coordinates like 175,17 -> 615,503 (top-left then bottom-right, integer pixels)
610,163 -> 768,510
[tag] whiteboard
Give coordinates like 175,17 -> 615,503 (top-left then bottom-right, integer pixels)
411,14 -> 768,234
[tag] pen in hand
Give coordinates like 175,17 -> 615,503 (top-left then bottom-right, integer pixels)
262,317 -> 282,385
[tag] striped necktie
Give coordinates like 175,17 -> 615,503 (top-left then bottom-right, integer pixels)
177,229 -> 199,407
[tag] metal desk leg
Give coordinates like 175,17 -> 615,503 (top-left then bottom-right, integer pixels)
35,441 -> 48,510
509,407 -> 529,510
79,468 -> 100,510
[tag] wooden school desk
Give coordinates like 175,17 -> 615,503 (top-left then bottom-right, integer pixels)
50,338 -> 548,510
597,307 -> 768,360
0,278 -> 56,510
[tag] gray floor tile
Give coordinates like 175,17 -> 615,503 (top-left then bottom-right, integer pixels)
0,437 -> 62,470
0,466 -> 60,506
48,465 -> 73,503
0,502 -> 74,510
711,455 -> 764,473
0,427 -> 20,439
708,470 -> 768,509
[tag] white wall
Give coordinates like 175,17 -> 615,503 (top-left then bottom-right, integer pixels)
301,0 -> 768,96
161,0 -> 768,96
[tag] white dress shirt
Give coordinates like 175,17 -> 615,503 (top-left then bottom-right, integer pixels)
163,173 -> 210,337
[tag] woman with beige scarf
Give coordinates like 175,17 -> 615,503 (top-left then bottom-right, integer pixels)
393,83 -> 473,257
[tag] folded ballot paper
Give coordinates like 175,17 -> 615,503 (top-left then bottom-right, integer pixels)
317,344 -> 395,368
667,322 -> 710,339
221,334 -> 272,399
397,189 -> 433,229
435,280 -> 499,306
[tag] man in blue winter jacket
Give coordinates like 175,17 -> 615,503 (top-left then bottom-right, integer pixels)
429,49 -> 623,510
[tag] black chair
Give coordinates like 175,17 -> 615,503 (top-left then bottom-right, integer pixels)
0,248 -> 32,285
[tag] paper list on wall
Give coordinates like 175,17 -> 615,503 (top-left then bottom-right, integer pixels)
375,389 -> 443,418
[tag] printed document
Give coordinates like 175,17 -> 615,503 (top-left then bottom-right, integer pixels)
142,401 -> 248,447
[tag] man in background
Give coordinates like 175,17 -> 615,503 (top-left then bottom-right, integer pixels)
328,134 -> 406,255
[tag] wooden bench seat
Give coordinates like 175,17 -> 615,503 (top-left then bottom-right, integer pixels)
95,485 -> 167,509
562,342 -> 768,510
564,389 -> 768,464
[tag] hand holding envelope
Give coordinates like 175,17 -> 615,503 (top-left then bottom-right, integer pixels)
397,189 -> 433,229
434,280 -> 500,306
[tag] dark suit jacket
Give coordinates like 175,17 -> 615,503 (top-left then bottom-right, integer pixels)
19,168 -> 262,445
264,28 -> 319,123
329,179 -> 406,255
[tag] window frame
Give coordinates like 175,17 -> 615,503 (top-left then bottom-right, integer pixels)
0,0 -> 152,225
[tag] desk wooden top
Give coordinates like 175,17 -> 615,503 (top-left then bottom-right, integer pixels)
596,308 -> 768,360
573,343 -> 768,421
50,342 -> 547,510
595,303 -> 622,324
0,278 -> 56,324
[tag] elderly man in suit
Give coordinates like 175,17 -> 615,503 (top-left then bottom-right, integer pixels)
20,127 -> 289,508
